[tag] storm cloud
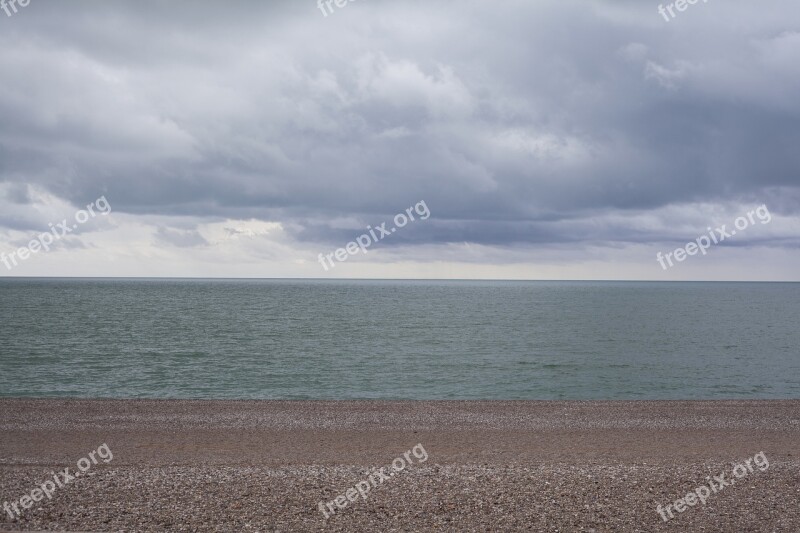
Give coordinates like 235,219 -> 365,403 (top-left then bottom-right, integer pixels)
1,0 -> 798,279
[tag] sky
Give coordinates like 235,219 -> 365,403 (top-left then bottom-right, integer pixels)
0,0 -> 798,280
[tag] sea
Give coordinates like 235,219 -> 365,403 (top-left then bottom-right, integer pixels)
0,278 -> 798,399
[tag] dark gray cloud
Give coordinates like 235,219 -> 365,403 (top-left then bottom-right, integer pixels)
0,0 -> 798,272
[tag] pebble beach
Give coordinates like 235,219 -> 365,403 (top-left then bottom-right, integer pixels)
1,399 -> 799,531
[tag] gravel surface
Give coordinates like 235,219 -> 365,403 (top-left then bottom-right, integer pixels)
1,400 -> 799,532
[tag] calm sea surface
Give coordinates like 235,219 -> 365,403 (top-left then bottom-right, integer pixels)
0,279 -> 798,399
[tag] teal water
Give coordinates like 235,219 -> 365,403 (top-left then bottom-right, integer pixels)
0,279 -> 798,399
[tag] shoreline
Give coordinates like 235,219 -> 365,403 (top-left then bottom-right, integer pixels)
2,399 -> 799,531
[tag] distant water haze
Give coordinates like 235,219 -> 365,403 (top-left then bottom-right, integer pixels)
0,279 -> 798,399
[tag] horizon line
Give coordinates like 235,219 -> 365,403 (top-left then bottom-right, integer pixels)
1,276 -> 798,283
